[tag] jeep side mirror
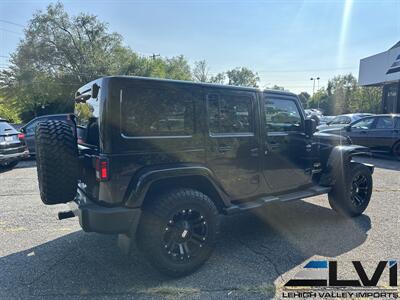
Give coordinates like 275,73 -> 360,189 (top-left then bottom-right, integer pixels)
305,118 -> 317,136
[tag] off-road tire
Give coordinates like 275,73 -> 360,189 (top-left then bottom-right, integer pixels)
328,163 -> 372,217
35,120 -> 78,205
137,188 -> 219,277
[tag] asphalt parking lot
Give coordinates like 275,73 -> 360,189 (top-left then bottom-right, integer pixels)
0,157 -> 399,299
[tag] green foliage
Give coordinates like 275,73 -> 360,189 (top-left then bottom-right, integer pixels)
0,102 -> 21,123
0,2 -> 382,122
210,67 -> 260,87
0,2 -> 192,122
306,74 -> 382,115
226,67 -> 260,87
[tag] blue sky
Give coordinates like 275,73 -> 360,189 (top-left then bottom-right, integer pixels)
0,0 -> 399,94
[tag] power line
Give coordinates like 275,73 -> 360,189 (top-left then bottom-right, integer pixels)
0,19 -> 24,28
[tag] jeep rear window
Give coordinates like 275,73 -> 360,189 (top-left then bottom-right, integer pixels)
121,86 -> 194,137
0,121 -> 15,133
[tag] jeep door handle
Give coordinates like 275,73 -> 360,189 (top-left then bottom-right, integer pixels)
218,146 -> 232,153
250,148 -> 259,157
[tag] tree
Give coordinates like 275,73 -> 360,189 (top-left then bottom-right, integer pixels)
193,60 -> 210,82
0,2 -> 192,121
270,85 -> 285,91
209,72 -> 226,84
298,92 -> 310,108
0,101 -> 21,123
226,67 -> 259,87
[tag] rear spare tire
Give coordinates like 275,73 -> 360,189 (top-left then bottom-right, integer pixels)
35,120 -> 78,205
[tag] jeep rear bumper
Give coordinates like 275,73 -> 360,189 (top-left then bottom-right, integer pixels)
70,189 -> 141,234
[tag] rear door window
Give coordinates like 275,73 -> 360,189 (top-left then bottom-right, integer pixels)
375,117 -> 395,129
207,93 -> 253,135
121,85 -> 194,137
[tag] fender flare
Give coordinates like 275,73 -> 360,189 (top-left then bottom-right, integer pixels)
323,145 -> 374,185
124,165 -> 228,207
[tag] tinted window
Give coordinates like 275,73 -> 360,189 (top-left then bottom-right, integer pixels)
331,116 -> 350,125
0,121 -> 15,133
122,86 -> 194,137
207,93 -> 252,134
264,98 -> 302,132
351,117 -> 375,130
330,116 -> 343,124
375,117 -> 394,129
25,119 -> 45,135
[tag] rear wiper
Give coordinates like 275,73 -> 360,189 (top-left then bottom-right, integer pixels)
4,128 -> 12,131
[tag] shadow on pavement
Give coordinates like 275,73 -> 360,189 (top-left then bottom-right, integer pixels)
0,200 -> 371,299
0,160 -> 36,174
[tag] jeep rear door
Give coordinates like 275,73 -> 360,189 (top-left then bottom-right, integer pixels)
261,93 -> 313,193
205,88 -> 261,200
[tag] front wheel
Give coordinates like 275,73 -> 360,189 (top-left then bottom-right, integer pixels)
328,163 -> 373,217
137,188 -> 219,277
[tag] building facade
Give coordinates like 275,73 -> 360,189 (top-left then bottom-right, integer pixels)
358,41 -> 400,113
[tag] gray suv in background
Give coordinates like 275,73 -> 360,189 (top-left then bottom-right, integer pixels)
0,119 -> 28,169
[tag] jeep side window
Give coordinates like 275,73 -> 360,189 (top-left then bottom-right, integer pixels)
207,94 -> 252,135
264,98 -> 302,132
122,86 -> 194,137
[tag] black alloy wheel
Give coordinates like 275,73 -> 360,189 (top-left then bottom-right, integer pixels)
350,174 -> 369,207
163,208 -> 208,262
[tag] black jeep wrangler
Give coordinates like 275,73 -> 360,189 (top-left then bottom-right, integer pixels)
35,76 -> 374,277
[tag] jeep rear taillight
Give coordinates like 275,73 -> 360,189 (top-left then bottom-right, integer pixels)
95,157 -> 109,181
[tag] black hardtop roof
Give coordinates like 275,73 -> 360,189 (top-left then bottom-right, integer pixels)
77,75 -> 297,98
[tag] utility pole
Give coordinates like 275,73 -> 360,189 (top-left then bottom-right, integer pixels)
310,77 -> 321,109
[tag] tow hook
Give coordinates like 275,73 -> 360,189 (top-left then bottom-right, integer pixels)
58,210 -> 75,220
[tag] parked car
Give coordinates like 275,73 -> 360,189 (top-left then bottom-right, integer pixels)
0,118 -> 29,169
317,113 -> 374,131
320,114 -> 400,160
319,115 -> 335,126
20,114 -> 75,155
35,76 -> 373,277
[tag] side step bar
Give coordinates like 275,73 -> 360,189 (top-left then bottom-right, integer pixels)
224,185 -> 331,215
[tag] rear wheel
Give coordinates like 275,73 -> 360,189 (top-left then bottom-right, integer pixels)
35,120 -> 78,205
137,188 -> 219,277
328,163 -> 372,217
392,141 -> 400,161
